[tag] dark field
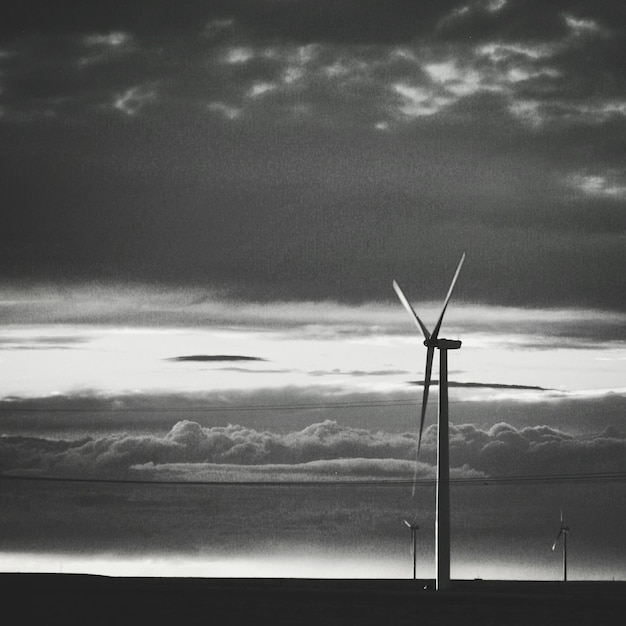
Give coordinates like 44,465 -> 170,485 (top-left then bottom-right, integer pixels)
2,575 -> 625,626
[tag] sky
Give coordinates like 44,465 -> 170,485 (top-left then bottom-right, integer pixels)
1,0 -> 625,580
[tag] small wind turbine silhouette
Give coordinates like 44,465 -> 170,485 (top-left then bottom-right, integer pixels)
393,252 -> 465,592
404,517 -> 420,580
552,508 -> 570,582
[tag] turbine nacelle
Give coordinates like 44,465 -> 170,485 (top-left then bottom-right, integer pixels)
423,338 -> 462,350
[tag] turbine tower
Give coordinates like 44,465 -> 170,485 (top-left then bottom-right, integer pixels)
552,508 -> 570,582
393,252 -> 465,592
404,518 -> 419,580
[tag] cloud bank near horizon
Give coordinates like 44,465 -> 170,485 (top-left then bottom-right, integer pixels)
2,419 -> 624,483
1,387 -> 625,443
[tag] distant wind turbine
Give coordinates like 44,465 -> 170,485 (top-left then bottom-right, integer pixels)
404,517 -> 420,580
551,508 -> 570,582
393,252 -> 466,592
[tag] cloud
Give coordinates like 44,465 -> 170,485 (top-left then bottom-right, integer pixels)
167,355 -> 266,363
0,420 -> 416,478
1,285 -> 624,343
410,381 -> 550,391
0,386 -> 424,442
2,418 -> 624,483
393,83 -> 453,117
564,14 -> 605,36
206,101 -> 241,119
567,172 -> 626,199
113,84 -> 157,115
216,367 -> 292,375
1,3 -> 617,131
440,422 -> 626,477
78,31 -> 134,67
133,457 -> 429,483
0,334 -> 86,350
1,2 -> 625,314
83,32 -> 131,48
310,369 -> 410,378
1,2 -> 622,129
131,457 -> 486,484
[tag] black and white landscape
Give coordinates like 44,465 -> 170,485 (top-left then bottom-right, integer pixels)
1,0 -> 625,589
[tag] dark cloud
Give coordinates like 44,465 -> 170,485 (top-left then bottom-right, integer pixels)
0,1 -> 466,43
0,1 -> 625,309
0,387 -> 422,439
0,286 -> 624,345
411,381 -> 549,391
3,2 -> 622,47
0,335 -> 86,350
452,422 -> 626,478
167,355 -> 265,362
0,1 -> 221,38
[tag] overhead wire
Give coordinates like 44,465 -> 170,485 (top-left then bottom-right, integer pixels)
2,471 -> 626,487
0,396 -> 543,413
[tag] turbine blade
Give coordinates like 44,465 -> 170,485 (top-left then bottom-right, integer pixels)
551,529 -> 563,551
404,520 -> 412,528
393,280 -> 431,340
417,346 -> 435,453
411,346 -> 434,498
431,252 -> 465,340
560,508 -> 563,525
411,449 -> 419,498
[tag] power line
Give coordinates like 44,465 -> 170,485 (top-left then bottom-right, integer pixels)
0,401 -> 410,413
2,471 -> 626,487
0,397 -> 523,413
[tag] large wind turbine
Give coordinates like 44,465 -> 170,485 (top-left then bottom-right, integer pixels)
551,508 -> 570,582
393,252 -> 465,591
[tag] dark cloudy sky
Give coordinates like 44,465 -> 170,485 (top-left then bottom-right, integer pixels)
1,0 -> 625,307
2,1 -> 626,581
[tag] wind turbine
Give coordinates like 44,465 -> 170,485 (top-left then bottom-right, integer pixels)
551,508 -> 570,582
404,517 -> 420,580
393,252 -> 465,592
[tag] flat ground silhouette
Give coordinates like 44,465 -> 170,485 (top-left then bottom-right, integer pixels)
2,575 -> 625,626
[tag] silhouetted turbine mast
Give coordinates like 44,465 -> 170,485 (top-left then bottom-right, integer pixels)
393,252 -> 466,592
